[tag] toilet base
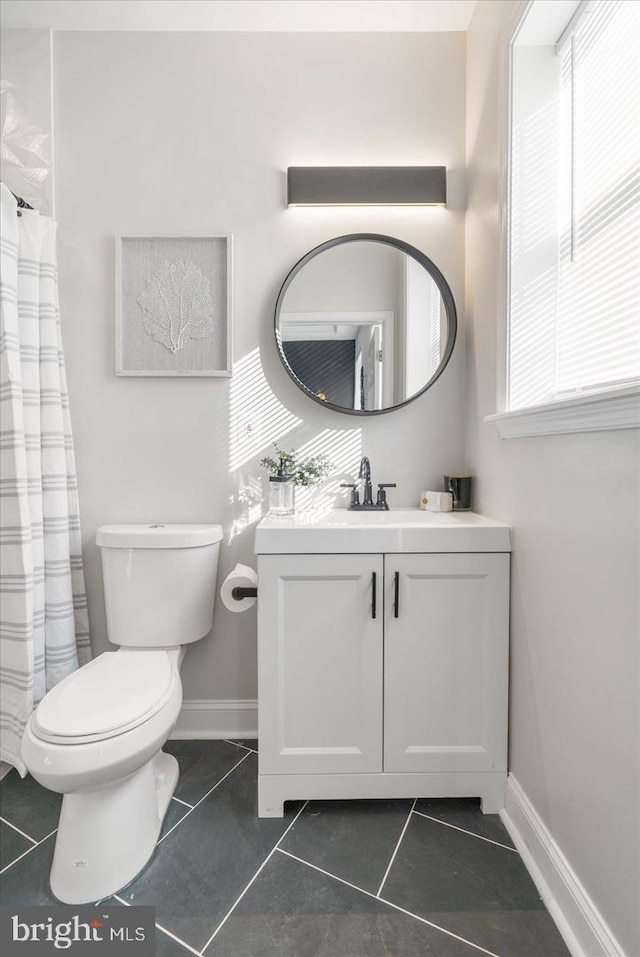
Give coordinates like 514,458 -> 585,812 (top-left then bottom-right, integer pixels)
50,750 -> 179,904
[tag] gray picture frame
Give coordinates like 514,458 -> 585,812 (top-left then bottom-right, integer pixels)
116,234 -> 233,376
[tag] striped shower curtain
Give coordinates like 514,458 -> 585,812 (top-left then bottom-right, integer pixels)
0,183 -> 91,774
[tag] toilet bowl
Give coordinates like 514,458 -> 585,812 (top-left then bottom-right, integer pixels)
22,648 -> 183,904
21,523 -> 222,904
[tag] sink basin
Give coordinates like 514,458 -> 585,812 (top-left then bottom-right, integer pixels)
254,508 -> 511,554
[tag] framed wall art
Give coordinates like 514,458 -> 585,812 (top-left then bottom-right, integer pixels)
116,234 -> 233,376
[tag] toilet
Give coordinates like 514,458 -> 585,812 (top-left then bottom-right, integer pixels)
21,523 -> 223,904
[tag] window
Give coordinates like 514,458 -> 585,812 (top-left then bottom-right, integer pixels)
492,0 -> 640,436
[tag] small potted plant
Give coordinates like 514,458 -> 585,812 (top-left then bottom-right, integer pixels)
261,444 -> 332,513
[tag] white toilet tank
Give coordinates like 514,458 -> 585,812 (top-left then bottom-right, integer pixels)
96,524 -> 223,648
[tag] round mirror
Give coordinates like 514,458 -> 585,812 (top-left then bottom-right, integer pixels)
274,233 -> 457,415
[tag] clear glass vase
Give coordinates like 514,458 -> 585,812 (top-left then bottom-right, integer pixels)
269,478 -> 295,515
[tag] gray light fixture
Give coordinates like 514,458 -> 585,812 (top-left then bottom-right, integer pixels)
287,166 -> 446,207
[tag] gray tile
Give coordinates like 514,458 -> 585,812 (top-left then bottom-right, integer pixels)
0,798 -> 186,906
204,848 -> 482,956
116,753 -> 302,953
156,925 -> 198,956
280,798 -> 413,894
0,832 -> 57,905
414,797 -> 515,848
1,819 -> 35,870
383,813 -> 571,957
0,753 -> 570,955
0,770 -> 62,842
0,839 -> 166,908
228,739 -> 258,753
163,739 -> 249,805
158,798 -> 192,841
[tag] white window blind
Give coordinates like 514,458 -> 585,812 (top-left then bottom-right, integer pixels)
508,0 -> 640,410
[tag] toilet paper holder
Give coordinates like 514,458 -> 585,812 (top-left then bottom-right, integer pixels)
232,585 -> 258,601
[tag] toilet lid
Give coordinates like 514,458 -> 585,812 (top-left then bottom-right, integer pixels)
33,652 -> 175,742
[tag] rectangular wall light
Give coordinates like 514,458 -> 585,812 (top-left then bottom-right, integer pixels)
287,166 -> 446,207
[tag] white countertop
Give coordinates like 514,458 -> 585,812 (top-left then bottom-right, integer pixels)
254,508 -> 511,554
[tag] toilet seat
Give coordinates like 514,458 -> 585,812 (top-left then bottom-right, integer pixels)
33,651 -> 177,746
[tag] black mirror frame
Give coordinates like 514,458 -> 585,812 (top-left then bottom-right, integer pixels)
274,233 -> 457,416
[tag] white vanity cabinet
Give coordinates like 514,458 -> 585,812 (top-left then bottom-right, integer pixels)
383,553 -> 509,775
255,510 -> 511,817
258,554 -> 384,776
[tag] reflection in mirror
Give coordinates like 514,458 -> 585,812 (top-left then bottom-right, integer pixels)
275,235 -> 456,415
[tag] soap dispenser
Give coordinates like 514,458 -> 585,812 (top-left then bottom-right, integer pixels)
269,458 -> 295,515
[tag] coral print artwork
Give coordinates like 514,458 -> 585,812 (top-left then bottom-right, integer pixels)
116,235 -> 232,376
138,260 -> 214,354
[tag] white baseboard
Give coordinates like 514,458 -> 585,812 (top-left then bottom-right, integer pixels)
501,774 -> 625,957
170,699 -> 258,740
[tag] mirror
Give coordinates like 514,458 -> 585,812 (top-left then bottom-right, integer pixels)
274,234 -> 457,415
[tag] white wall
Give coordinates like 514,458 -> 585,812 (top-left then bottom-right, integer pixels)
465,3 -> 639,954
0,0 -> 478,33
53,30 -> 467,703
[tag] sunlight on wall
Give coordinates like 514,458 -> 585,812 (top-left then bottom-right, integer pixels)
227,350 -> 363,537
293,428 -> 362,511
227,426 -> 363,540
229,348 -> 301,472
227,472 -> 264,544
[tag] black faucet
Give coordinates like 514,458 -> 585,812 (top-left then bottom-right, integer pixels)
358,456 -> 374,506
340,457 -> 396,511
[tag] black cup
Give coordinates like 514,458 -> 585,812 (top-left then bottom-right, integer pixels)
443,475 -> 472,511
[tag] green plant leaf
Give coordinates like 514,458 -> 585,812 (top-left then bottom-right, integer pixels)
260,444 -> 333,487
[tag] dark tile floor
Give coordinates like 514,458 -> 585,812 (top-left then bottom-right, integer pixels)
0,739 -> 571,956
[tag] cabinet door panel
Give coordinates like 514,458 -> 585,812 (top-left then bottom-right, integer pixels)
258,554 -> 383,775
384,553 -> 509,774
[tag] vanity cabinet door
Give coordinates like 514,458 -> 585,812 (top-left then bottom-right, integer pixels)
258,554 -> 383,775
383,553 -> 509,774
